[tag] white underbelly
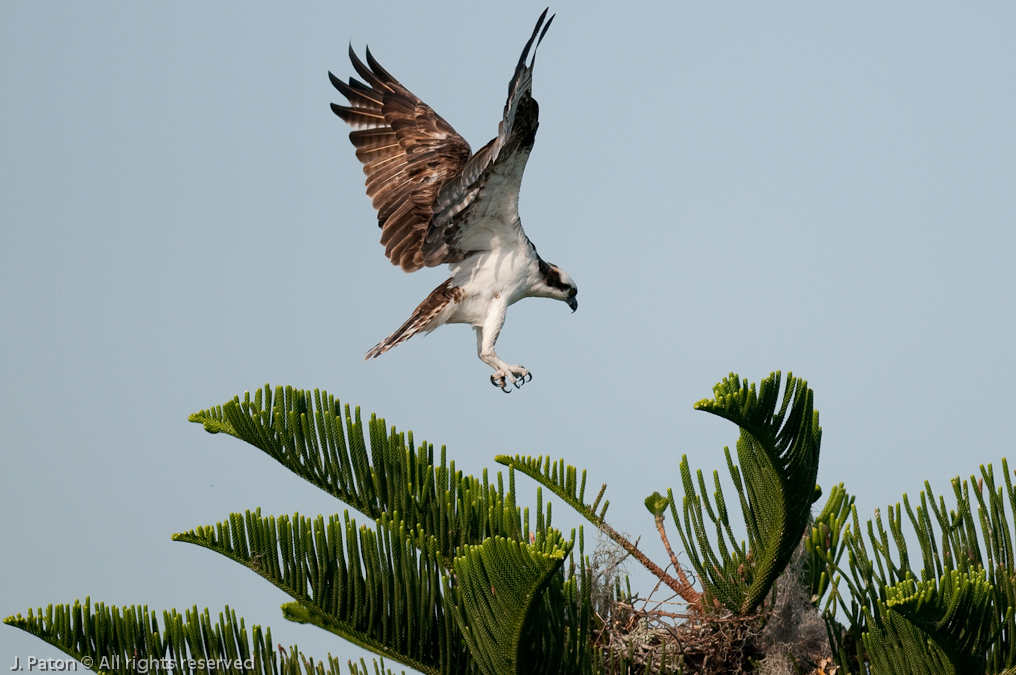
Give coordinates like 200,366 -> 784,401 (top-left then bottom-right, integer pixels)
445,295 -> 491,326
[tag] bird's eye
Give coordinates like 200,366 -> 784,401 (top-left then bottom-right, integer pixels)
568,288 -> 577,297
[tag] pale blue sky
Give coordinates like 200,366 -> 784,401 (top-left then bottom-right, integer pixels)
3,2 -> 1015,668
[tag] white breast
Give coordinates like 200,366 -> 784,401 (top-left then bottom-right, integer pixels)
445,240 -> 540,327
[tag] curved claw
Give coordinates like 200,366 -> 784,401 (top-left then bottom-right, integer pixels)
525,372 -> 533,383
491,374 -> 512,393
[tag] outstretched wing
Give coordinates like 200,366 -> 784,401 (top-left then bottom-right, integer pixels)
329,48 -> 472,272
329,9 -> 554,271
423,9 -> 555,267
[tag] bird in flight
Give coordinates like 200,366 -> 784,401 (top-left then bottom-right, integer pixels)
329,9 -> 577,392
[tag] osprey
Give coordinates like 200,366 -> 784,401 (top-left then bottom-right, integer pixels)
329,9 -> 577,392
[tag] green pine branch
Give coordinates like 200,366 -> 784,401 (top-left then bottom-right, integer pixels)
173,510 -> 461,675
495,455 -> 609,524
189,385 -> 526,561
806,483 -> 854,611
862,604 -> 954,675
3,599 -> 362,674
672,371 -> 823,615
834,461 -> 1016,672
497,454 -> 699,602
449,535 -> 572,675
888,569 -> 994,673
862,569 -> 995,675
670,451 -> 750,612
40,372 -> 1016,674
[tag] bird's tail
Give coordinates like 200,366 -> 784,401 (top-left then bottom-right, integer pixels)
365,278 -> 463,360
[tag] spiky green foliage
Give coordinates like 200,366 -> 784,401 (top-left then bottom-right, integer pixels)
189,385 -> 525,561
173,510 -> 456,675
9,384 -> 591,675
669,451 -> 749,611
892,569 -> 993,674
450,535 -> 571,675
498,374 -> 825,618
2,598 -> 371,675
806,483 -> 854,611
16,372 -> 1016,675
493,455 -> 693,602
8,372 -> 842,675
496,455 -> 610,524
827,461 -> 1016,675
862,569 -> 995,675
181,385 -> 597,675
861,605 -> 955,675
671,371 -> 823,614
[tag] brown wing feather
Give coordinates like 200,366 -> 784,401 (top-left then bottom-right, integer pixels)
330,47 -> 472,272
364,278 -> 464,359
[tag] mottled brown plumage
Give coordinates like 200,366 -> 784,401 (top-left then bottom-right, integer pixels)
329,55 -> 472,272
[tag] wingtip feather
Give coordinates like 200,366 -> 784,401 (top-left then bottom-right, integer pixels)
513,8 -> 555,75
539,14 -> 555,47
348,44 -> 381,87
364,46 -> 399,84
328,70 -> 344,92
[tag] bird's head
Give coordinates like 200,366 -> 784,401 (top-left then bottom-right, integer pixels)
537,260 -> 578,312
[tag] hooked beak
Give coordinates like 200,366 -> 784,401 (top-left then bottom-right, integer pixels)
567,297 -> 578,313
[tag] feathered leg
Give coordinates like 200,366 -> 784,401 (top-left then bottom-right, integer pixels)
475,298 -> 530,393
